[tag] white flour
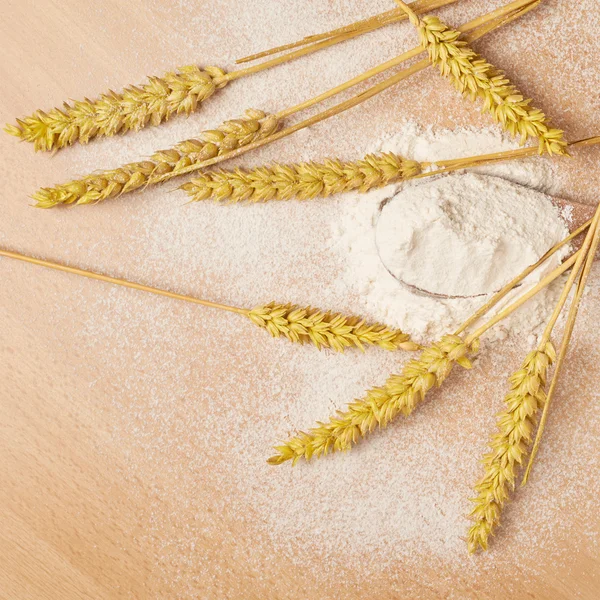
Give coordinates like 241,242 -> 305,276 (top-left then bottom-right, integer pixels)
333,124 -> 569,343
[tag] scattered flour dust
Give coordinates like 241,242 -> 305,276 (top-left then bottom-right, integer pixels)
333,124 -> 569,344
75,122 -> 599,594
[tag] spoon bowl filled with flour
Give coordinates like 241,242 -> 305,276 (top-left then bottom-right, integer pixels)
375,173 -> 569,299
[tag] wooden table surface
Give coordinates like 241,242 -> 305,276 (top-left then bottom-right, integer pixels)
1,1 -> 599,598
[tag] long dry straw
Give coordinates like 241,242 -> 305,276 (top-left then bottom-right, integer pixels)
236,0 -> 460,64
6,0 -> 460,152
34,0 -> 537,208
268,222 -> 591,466
420,136 -> 600,180
0,249 -> 418,353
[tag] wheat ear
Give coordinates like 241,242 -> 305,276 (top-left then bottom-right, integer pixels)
181,136 -> 600,204
395,1 -> 567,155
268,334 -> 475,465
5,66 -> 229,152
32,110 -> 279,208
248,303 -> 419,352
466,343 -> 555,553
181,153 -> 421,202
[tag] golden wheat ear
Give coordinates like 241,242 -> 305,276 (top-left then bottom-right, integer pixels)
248,303 -> 420,353
32,109 -> 279,208
7,65 -> 229,152
181,153 -> 422,203
466,343 -> 554,553
268,335 -> 475,465
395,2 -> 567,156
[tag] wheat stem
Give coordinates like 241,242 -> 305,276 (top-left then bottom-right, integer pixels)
154,0 -> 540,187
226,0 -> 463,79
464,251 -> 580,345
537,204 -> 600,348
419,136 -> 600,179
455,220 -> 592,335
225,29 -> 373,82
236,0 -> 460,64
521,202 -> 600,483
0,248 -> 247,314
0,249 -> 417,354
523,248 -> 600,482
236,9 -> 400,64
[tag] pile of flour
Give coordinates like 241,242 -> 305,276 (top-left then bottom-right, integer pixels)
333,124 -> 570,343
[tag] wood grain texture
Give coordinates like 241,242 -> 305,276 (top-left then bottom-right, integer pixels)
1,1 -> 599,598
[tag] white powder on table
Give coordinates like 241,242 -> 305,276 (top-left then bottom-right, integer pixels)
333,124 -> 569,343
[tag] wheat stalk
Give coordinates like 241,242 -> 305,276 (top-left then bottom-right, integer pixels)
180,136 -> 600,204
6,1 -> 462,152
248,303 -> 419,352
466,343 -> 555,553
268,334 -> 476,465
395,1 -> 567,155
0,247 -> 419,354
181,153 -> 421,202
32,110 -> 279,208
236,0 -> 461,63
5,66 -> 229,152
